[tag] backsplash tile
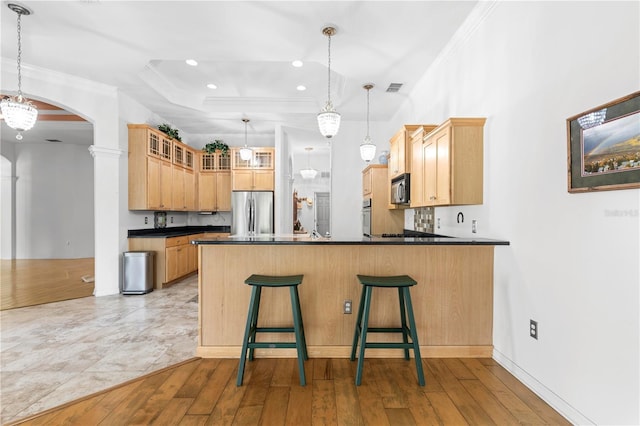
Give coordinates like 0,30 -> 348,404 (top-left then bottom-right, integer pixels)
414,207 -> 435,233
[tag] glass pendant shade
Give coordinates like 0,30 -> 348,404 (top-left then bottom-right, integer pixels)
300,168 -> 318,179
239,147 -> 252,161
1,96 -> 38,138
301,147 -> 318,179
360,136 -> 376,162
317,106 -> 341,138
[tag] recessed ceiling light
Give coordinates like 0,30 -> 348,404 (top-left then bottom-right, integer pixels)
292,60 -> 303,68
207,83 -> 217,89
296,85 -> 307,91
185,59 -> 198,66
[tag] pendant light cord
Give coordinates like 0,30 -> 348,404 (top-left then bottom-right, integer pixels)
16,13 -> 24,100
366,87 -> 370,138
327,33 -> 332,104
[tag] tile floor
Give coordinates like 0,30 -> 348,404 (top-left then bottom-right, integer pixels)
0,275 -> 199,424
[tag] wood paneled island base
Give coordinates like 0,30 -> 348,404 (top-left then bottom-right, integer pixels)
197,241 -> 499,359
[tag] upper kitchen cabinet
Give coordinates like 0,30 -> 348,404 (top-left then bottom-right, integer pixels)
422,118 -> 486,206
198,152 -> 231,212
171,140 -> 197,211
388,125 -> 422,179
410,125 -> 438,208
231,147 -> 275,191
128,124 -> 175,210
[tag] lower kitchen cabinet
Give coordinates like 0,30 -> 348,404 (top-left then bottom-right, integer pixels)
129,234 -> 200,289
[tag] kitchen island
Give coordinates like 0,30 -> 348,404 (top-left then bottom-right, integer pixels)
194,235 -> 509,359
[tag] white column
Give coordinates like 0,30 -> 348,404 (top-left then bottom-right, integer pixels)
89,145 -> 124,296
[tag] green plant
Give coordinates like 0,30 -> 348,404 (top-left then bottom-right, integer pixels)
203,140 -> 229,156
158,123 -> 181,141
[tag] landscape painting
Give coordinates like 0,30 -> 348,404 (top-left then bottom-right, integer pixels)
581,112 -> 640,176
567,91 -> 640,192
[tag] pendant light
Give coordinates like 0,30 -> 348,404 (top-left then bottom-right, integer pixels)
317,26 -> 341,139
300,147 -> 318,179
360,84 -> 376,162
239,118 -> 252,161
1,3 -> 38,141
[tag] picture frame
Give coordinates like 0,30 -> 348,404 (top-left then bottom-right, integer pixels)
566,91 -> 640,193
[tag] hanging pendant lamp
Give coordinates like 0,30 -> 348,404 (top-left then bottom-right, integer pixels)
317,26 -> 341,139
239,118 -> 252,161
300,147 -> 318,179
1,3 -> 38,141
360,84 -> 377,162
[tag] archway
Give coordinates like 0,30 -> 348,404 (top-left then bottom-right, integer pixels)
0,98 -> 95,309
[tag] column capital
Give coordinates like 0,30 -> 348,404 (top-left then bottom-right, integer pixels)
88,145 -> 124,159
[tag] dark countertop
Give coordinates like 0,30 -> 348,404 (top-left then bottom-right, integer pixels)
193,235 -> 509,246
128,225 -> 231,238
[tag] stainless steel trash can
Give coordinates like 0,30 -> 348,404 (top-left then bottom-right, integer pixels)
122,251 -> 154,295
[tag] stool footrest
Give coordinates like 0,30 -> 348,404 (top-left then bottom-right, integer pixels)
246,342 -> 298,349
254,327 -> 295,333
364,342 -> 416,349
365,327 -> 408,333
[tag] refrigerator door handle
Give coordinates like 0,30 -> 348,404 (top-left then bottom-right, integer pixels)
249,197 -> 255,235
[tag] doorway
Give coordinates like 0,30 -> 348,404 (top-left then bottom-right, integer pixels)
315,191 -> 330,237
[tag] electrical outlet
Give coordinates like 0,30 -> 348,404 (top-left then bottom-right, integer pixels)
144,216 -> 148,224
343,299 -> 352,314
170,216 -> 174,223
530,319 -> 538,339
472,220 -> 477,233
437,218 -> 441,229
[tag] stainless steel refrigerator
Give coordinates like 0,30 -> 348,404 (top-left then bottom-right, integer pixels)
231,191 -> 274,236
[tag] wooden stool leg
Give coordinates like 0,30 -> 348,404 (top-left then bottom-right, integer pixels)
350,286 -> 367,361
398,287 -> 410,360
403,287 -> 425,386
237,285 -> 260,386
290,286 -> 307,386
355,286 -> 373,386
292,286 -> 308,360
248,286 -> 262,361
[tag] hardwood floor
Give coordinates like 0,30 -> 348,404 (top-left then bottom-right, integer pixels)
0,258 -> 94,310
7,357 -> 570,425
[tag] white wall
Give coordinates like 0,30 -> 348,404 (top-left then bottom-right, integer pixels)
390,2 -> 639,424
7,142 -> 94,259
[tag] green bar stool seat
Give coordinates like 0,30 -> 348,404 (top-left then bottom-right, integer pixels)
237,274 -> 308,386
350,274 -> 425,386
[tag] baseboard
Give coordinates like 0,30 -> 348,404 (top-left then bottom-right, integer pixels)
492,348 -> 593,425
196,345 -> 493,359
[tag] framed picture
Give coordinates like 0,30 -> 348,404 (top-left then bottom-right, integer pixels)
567,91 -> 640,193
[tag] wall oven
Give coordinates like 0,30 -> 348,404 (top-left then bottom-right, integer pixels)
362,198 -> 372,236
391,173 -> 410,205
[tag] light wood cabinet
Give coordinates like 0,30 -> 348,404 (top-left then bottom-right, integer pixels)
198,171 -> 231,211
409,125 -> 438,208
422,118 -> 485,206
231,147 -> 275,191
128,232 -> 220,289
388,125 -> 423,179
198,152 -> 231,211
129,124 -> 176,210
362,167 -> 373,197
362,164 -> 404,235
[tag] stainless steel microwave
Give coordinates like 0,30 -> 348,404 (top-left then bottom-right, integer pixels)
391,173 -> 410,204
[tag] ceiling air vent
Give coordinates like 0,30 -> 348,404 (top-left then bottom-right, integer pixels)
386,83 -> 403,93
45,139 -> 63,143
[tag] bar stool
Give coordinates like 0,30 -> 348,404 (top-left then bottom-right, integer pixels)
236,274 -> 308,386
350,274 -> 425,386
